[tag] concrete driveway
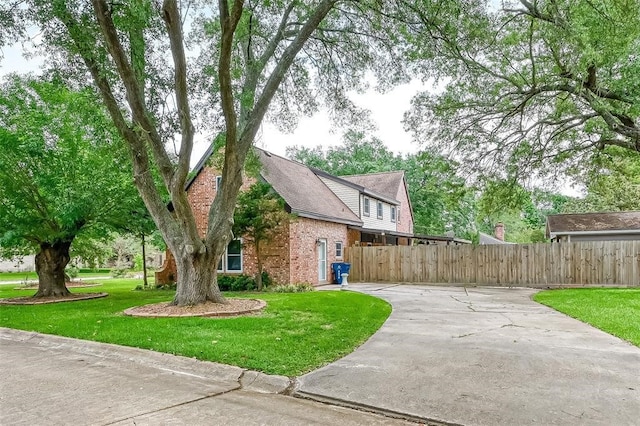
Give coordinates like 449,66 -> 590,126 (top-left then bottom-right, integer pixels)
297,285 -> 640,425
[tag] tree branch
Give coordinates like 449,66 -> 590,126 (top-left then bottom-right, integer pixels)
162,0 -> 194,195
91,0 -> 175,189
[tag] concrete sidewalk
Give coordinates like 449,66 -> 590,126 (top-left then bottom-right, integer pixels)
297,285 -> 640,425
0,328 -> 409,426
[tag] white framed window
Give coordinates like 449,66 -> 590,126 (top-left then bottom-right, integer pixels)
377,201 -> 383,219
397,206 -> 401,224
363,197 -> 370,216
391,206 -> 396,223
216,175 -> 222,190
335,241 -> 343,258
217,239 -> 243,273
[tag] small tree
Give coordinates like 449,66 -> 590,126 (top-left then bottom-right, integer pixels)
233,181 -> 291,290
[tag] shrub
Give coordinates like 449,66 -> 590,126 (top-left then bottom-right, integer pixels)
154,281 -> 177,291
79,268 -> 110,274
66,265 -> 80,279
133,253 -> 144,271
145,272 -> 273,293
218,274 -> 256,292
111,266 -> 128,278
270,283 -> 315,293
260,271 -> 273,288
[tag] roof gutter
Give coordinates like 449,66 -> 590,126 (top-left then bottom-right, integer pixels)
294,210 -> 363,227
549,229 -> 640,238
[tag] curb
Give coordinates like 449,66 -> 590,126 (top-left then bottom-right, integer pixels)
0,327 -> 292,394
294,390 -> 463,426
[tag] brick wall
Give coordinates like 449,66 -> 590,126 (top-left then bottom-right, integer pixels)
289,217 -> 348,285
156,166 -> 353,286
240,221 -> 291,285
396,177 -> 414,234
155,166 -> 255,284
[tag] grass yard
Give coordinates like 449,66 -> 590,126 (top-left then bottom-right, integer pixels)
534,288 -> 640,347
0,270 -> 112,282
0,279 -> 391,376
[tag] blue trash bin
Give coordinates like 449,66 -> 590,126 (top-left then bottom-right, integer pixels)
331,262 -> 351,284
331,263 -> 342,284
342,263 -> 351,275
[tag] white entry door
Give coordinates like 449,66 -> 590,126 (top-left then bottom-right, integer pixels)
317,239 -> 327,282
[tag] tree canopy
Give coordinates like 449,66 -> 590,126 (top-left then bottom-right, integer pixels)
14,0 -> 411,305
564,147 -> 640,212
0,75 -> 145,296
404,0 -> 640,184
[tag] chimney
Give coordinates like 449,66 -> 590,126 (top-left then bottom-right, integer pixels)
494,222 -> 505,241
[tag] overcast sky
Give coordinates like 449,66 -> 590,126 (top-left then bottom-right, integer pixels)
2,40 -> 426,169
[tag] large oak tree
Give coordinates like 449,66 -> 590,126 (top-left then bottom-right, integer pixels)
403,0 -> 640,183
20,0 -> 407,305
0,75 -> 145,297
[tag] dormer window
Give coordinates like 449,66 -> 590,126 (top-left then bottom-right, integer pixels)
363,197 -> 370,216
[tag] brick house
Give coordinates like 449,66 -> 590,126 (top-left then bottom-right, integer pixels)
156,148 -> 414,285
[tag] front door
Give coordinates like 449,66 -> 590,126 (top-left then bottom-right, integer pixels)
317,239 -> 327,282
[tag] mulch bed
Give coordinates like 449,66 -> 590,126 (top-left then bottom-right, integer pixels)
0,292 -> 108,305
123,298 -> 267,318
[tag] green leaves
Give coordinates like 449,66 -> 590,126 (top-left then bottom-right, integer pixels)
0,75 -> 146,256
233,181 -> 289,244
404,0 -> 640,184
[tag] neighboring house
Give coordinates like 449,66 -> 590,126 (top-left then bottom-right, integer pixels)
0,255 -> 36,272
546,211 -> 640,242
156,148 -> 415,285
479,223 -> 514,245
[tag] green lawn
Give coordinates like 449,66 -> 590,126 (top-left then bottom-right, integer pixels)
0,279 -> 391,376
0,270 -> 112,282
534,288 -> 640,347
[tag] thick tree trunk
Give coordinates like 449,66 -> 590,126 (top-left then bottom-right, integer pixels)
34,241 -> 72,298
172,250 -> 226,306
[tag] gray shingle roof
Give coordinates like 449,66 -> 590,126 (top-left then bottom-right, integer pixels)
546,211 -> 640,234
341,171 -> 405,201
257,149 -> 363,226
479,232 -> 513,245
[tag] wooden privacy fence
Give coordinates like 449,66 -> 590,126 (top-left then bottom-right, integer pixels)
346,241 -> 640,287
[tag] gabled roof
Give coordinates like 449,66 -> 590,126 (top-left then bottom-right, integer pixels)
341,171 -> 405,201
341,170 -> 414,223
256,149 -> 363,226
546,211 -> 640,237
311,168 -> 399,205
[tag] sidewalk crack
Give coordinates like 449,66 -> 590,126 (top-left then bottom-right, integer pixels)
102,385 -> 241,425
